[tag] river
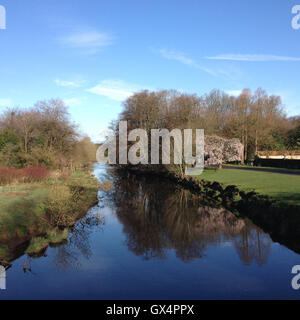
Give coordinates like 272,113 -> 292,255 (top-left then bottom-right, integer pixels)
0,163 -> 300,299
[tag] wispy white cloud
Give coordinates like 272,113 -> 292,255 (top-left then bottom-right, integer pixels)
55,79 -> 85,88
158,49 -> 198,67
155,49 -> 244,81
205,54 -> 300,62
60,31 -> 114,53
63,98 -> 82,107
87,80 -> 148,102
225,90 -> 243,97
0,98 -> 12,107
88,86 -> 132,102
156,49 -> 217,76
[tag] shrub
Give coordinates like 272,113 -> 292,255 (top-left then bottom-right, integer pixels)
0,167 -> 49,185
46,228 -> 69,244
0,167 -> 19,185
21,167 -> 49,183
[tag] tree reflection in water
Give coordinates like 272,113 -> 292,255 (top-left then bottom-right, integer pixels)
52,211 -> 104,270
234,225 -> 271,266
0,168 -> 271,271
105,170 -> 271,265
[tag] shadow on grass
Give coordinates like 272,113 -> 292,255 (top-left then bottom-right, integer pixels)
271,192 -> 300,205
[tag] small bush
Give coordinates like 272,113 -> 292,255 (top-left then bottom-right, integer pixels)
47,228 -> 69,244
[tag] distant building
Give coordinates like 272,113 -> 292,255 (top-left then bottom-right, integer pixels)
258,151 -> 300,160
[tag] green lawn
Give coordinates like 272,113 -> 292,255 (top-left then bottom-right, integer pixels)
198,168 -> 300,206
0,184 -> 48,216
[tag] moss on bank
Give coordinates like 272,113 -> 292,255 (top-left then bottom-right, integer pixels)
25,228 -> 69,256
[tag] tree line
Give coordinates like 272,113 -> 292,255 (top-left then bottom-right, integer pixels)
0,99 -> 96,168
117,88 -> 300,162
1,89 -> 299,169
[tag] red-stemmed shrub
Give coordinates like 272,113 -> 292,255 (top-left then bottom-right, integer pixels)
0,167 -> 19,185
21,167 -> 49,183
0,167 -> 49,185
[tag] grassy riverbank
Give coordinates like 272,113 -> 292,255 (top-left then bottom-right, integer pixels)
198,168 -> 300,206
0,168 -> 99,261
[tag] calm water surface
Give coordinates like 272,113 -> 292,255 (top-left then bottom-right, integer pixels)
1,163 -> 300,299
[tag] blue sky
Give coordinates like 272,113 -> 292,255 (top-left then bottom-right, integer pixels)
0,0 -> 300,141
